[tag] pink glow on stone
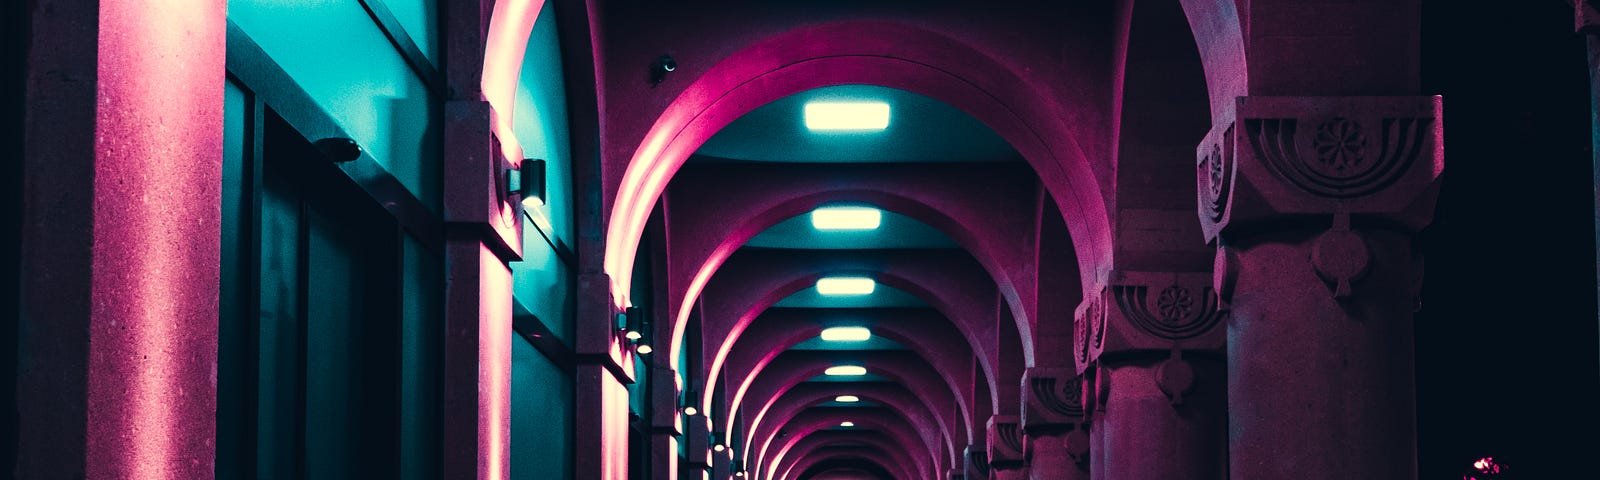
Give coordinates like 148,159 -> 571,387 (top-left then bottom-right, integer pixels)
482,0 -> 545,163
481,245 -> 513,479
87,0 -> 225,476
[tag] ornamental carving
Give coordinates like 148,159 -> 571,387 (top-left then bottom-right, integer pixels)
1073,295 -> 1104,373
986,416 -> 1025,466
1246,116 -> 1430,199
1313,117 -> 1367,172
1199,127 -> 1233,223
1112,284 -> 1224,341
1029,374 -> 1084,419
1156,285 -> 1193,323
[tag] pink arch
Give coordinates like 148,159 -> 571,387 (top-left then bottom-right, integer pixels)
604,20 -> 1113,312
481,0 -> 545,161
662,164 -> 1045,380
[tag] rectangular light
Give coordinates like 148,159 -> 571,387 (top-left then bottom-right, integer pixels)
820,326 -> 872,342
804,102 -> 890,131
824,365 -> 868,376
834,395 -> 860,403
811,207 -> 882,230
816,277 -> 875,296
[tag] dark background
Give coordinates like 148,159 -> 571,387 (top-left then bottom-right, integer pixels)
1418,0 -> 1600,477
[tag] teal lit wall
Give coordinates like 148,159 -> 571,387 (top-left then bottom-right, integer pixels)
229,0 -> 442,211
223,2 -> 581,479
509,4 -> 579,480
511,3 -> 577,344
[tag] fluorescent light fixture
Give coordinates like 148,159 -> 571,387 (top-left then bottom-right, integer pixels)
820,326 -> 872,342
810,207 -> 882,230
816,277 -> 875,296
804,102 -> 890,131
834,395 -> 860,403
839,421 -> 856,427
824,365 -> 868,376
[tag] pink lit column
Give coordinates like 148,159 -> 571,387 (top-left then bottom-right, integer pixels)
19,0 -> 225,477
574,272 -> 635,480
1020,367 -> 1089,480
441,99 -> 523,479
985,415 -> 1026,480
1197,97 -> 1442,479
1089,272 -> 1227,480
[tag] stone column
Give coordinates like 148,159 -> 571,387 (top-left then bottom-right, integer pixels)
649,363 -> 682,480
1087,370 -> 1107,480
19,0 -> 225,476
986,415 -> 1027,480
1083,272 -> 1227,479
1197,96 -> 1442,479
964,444 -> 990,480
1021,368 -> 1090,480
441,96 -> 525,480
574,273 -> 635,480
682,413 -> 712,479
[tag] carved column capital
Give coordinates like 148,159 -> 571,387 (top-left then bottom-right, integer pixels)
1020,367 -> 1085,433
986,415 -> 1026,469
1076,272 -> 1226,376
1072,291 -> 1105,375
1196,96 -> 1444,242
1102,271 -> 1226,355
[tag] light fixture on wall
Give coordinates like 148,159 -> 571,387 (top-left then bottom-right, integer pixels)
834,395 -> 860,403
508,158 -> 546,207
650,54 -> 676,86
314,137 -> 362,163
713,443 -> 726,453
681,390 -> 699,417
839,421 -> 855,427
621,306 -> 644,341
635,344 -> 653,355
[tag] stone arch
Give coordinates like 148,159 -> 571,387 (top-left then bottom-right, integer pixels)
777,437 -> 920,480
737,351 -> 966,478
760,409 -> 934,480
697,248 -> 1006,418
720,308 -> 970,459
664,163 -> 1045,379
603,20 -> 1113,315
745,379 -> 957,471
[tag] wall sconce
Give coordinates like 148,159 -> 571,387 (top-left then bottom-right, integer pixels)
682,390 -> 699,416
314,138 -> 362,163
650,54 -> 676,86
621,306 -> 644,341
508,158 -> 546,207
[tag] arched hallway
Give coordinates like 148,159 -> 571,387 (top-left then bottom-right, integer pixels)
9,1 -> 1600,479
